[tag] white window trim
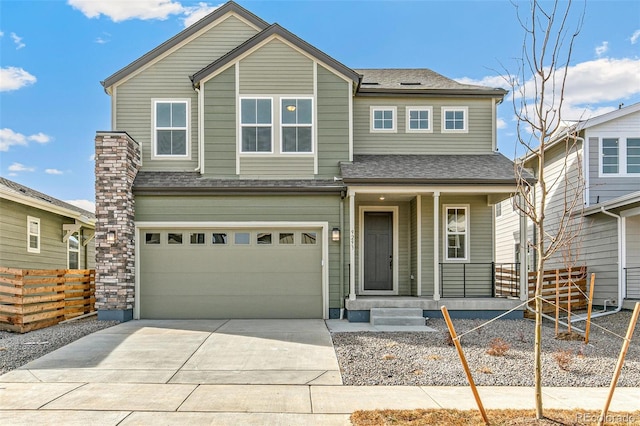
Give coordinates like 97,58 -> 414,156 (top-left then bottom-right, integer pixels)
599,136 -> 640,177
152,98 -> 191,159
280,97 -> 315,154
370,106 -> 397,133
239,96 -> 274,154
67,231 -> 80,269
27,216 -> 40,253
441,106 -> 469,134
406,106 -> 433,133
443,205 -> 469,262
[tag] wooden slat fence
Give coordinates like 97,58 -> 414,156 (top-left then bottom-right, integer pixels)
0,267 -> 95,333
525,267 -> 587,319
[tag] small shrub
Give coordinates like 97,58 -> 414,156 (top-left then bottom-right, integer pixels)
412,369 -> 424,375
478,366 -> 493,374
486,338 -> 510,356
553,349 -> 573,371
382,353 -> 396,360
443,332 -> 455,347
425,354 -> 442,361
517,329 -> 527,343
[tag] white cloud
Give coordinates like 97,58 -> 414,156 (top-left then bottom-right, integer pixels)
0,66 -> 36,91
28,132 -> 52,144
88,153 -> 95,161
0,128 -> 52,151
496,118 -> 507,129
182,2 -> 221,27
8,162 -> 35,173
456,75 -> 511,90
0,31 -> 4,37
68,0 -> 184,22
45,168 -> 64,175
65,199 -> 95,213
10,32 -> 25,49
631,29 -> 640,44
595,41 -> 609,57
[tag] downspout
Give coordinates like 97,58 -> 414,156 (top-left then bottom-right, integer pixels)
339,190 -> 345,319
194,87 -> 202,172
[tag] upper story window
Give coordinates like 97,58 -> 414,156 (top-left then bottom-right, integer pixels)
154,100 -> 189,157
445,206 -> 468,261
281,98 -> 313,153
241,98 -> 272,153
27,216 -> 40,253
370,107 -> 396,132
406,107 -> 432,133
601,137 -> 640,176
442,107 -> 468,133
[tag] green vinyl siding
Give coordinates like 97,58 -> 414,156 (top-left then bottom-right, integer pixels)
239,39 -> 313,94
0,199 -> 94,270
317,65 -> 350,177
240,157 -> 314,177
203,66 -> 237,177
353,97 -> 494,154
419,196 -> 435,297
135,194 -> 344,308
115,15 -> 259,171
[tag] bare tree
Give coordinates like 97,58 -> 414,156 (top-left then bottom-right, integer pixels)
506,0 -> 586,419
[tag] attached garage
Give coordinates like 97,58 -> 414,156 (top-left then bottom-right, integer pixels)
136,225 -> 326,319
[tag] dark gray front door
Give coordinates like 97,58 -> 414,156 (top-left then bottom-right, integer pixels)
363,212 -> 393,291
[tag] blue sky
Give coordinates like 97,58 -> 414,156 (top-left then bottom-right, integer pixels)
1,0 -> 639,212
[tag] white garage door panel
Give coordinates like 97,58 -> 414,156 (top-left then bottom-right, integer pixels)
139,228 -> 323,319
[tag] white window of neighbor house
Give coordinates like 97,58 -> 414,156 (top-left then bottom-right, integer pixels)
445,206 -> 468,261
68,232 -> 80,269
601,138 -> 619,174
406,107 -> 432,132
370,107 -> 396,132
281,98 -> 313,153
153,100 -> 189,157
442,107 -> 468,133
241,98 -> 273,153
27,216 -> 40,253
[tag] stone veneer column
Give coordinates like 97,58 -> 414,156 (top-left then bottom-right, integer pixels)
94,131 -> 141,322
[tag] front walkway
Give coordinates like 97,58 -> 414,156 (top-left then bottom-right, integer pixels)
0,320 -> 637,425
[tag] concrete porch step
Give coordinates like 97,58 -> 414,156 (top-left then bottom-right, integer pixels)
370,308 -> 426,326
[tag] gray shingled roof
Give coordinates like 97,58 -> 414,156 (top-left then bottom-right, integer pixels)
0,177 -> 95,219
355,69 -> 507,96
133,172 -> 344,194
340,154 -> 531,184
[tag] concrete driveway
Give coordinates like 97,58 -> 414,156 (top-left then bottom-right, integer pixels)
2,319 -> 342,386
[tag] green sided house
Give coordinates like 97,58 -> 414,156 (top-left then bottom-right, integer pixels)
0,177 -> 96,270
95,1 -> 531,322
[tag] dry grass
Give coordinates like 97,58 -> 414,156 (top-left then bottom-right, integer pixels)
486,337 -> 510,356
351,409 -> 640,425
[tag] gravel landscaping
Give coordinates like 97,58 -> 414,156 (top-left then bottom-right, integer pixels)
0,316 -> 119,375
332,310 -> 640,387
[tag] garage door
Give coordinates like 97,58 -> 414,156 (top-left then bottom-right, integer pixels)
139,228 -> 323,319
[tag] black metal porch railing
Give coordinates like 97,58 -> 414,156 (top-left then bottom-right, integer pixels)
625,267 -> 640,300
439,262 -> 520,298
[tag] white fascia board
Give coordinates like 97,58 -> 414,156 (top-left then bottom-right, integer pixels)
347,185 -> 518,196
0,189 -> 95,227
583,191 -> 640,216
576,102 -> 640,131
135,221 -> 327,229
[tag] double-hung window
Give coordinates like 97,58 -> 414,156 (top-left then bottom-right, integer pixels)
68,232 -> 80,269
406,107 -> 432,132
281,98 -> 313,153
241,98 -> 272,152
370,107 -> 396,132
154,100 -> 188,157
445,207 -> 468,261
27,216 -> 40,253
442,107 -> 468,133
601,137 -> 640,176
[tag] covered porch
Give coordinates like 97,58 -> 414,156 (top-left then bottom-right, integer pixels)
339,154 -> 531,321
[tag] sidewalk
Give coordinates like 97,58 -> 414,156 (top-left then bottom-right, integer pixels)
1,383 -> 638,425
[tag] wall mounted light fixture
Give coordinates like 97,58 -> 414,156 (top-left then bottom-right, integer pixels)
106,230 -> 116,244
332,227 -> 340,242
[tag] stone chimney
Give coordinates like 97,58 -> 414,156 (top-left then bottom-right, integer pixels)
94,132 -> 141,322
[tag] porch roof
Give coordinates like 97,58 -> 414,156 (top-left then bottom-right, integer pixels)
132,171 -> 344,194
340,154 -> 532,184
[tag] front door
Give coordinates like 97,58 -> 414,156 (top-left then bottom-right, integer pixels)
363,212 -> 393,291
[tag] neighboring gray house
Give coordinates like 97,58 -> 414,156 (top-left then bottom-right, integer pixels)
0,177 -> 96,271
94,1 -> 529,322
496,103 -> 640,309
